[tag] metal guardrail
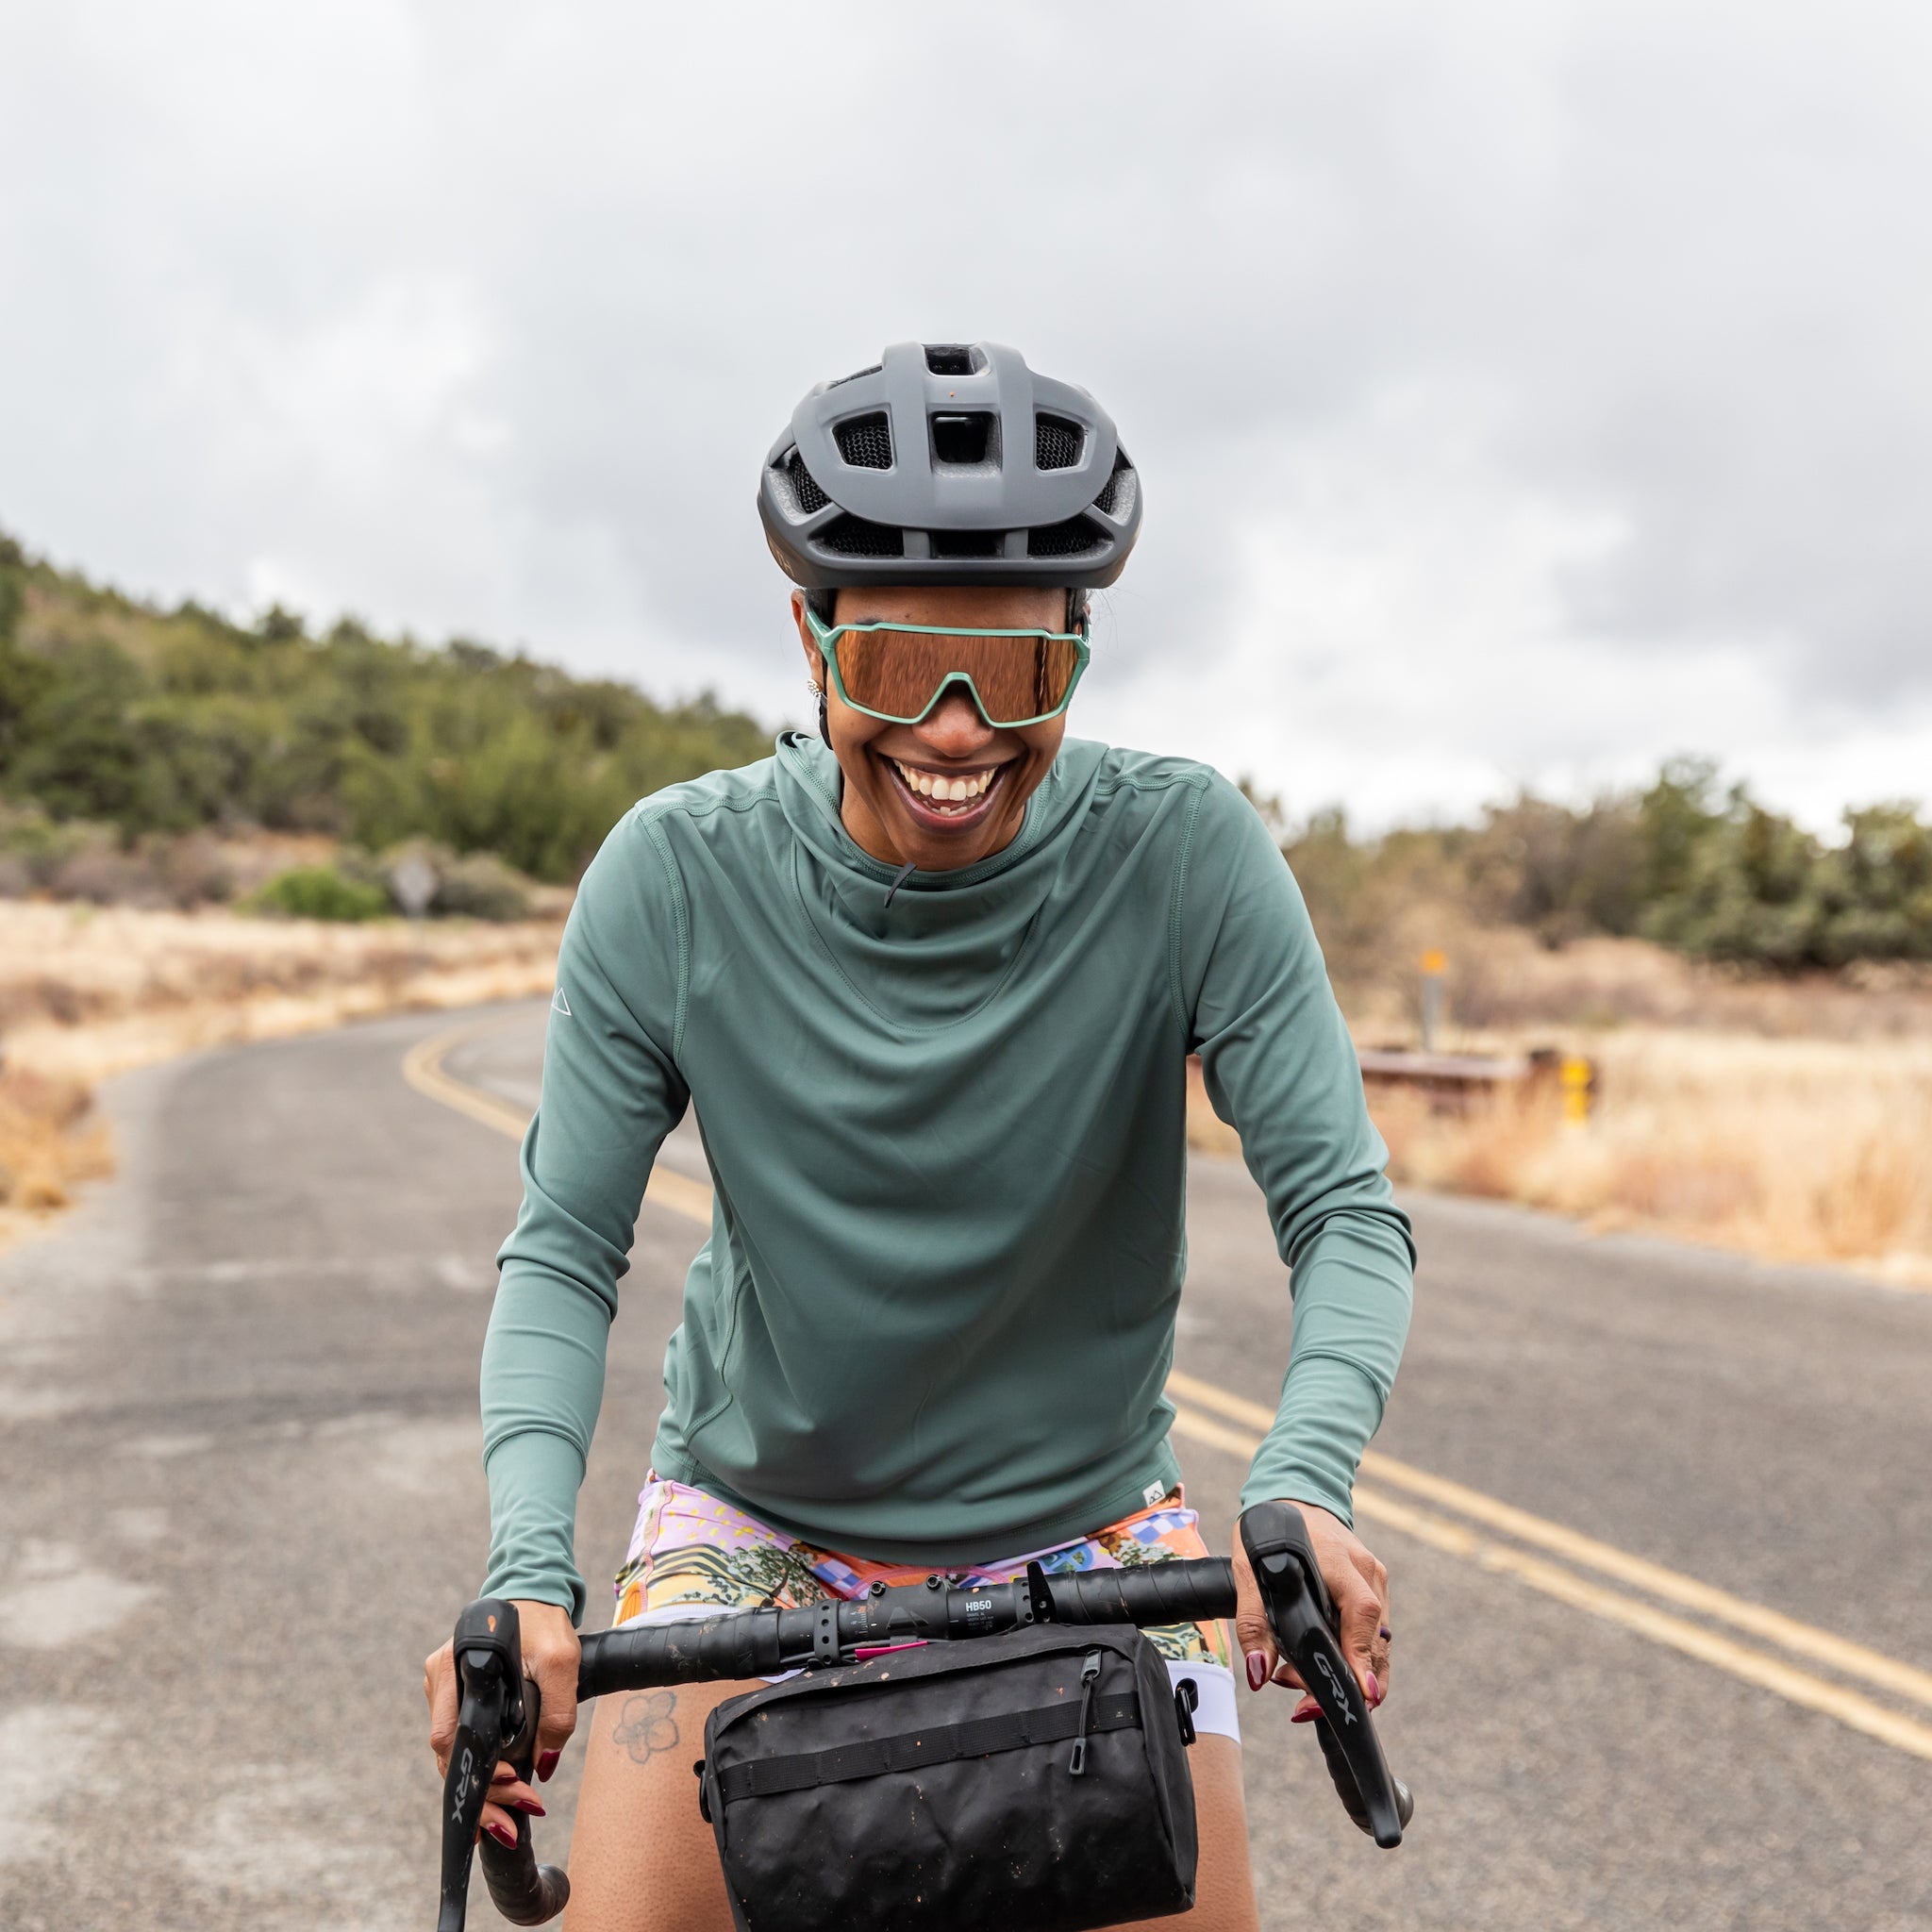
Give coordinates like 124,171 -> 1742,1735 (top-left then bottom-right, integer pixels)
1186,1049 -> 1598,1126
1357,1046 -> 1596,1120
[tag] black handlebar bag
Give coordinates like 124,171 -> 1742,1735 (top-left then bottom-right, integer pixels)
697,1622 -> 1199,1932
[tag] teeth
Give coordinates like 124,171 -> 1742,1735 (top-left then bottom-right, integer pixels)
892,760 -> 997,810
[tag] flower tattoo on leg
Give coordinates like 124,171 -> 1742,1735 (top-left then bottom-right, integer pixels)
615,1690 -> 680,1764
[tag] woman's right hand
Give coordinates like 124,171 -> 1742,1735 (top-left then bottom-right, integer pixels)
425,1600 -> 583,1849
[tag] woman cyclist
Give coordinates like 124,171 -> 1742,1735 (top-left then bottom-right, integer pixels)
426,341 -> 1414,1931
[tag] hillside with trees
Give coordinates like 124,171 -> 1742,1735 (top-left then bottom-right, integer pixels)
2,525 -> 1927,967
1280,760 -> 1932,985
0,528 -> 772,886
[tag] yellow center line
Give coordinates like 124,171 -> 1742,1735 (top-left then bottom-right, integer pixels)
1348,1476 -> 1932,1765
405,1016 -> 1932,1760
402,1015 -> 713,1224
1167,1370 -> 1932,1716
401,1024 -> 532,1139
1169,1398 -> 1932,1762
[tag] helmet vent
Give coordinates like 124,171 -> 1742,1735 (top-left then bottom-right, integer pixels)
924,344 -> 976,375
1027,518 -> 1105,558
1093,450 -> 1133,518
827,364 -> 881,390
835,412 -> 894,469
784,450 -> 829,515
817,514 -> 904,558
930,529 -> 1004,558
931,412 -> 996,466
1035,415 -> 1083,471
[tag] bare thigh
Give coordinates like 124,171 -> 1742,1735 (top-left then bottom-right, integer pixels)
563,1675 -> 749,1932
565,1691 -> 1258,1932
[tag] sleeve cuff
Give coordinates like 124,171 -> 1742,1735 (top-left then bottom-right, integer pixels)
1236,1353 -> 1387,1528
480,1427 -> 591,1625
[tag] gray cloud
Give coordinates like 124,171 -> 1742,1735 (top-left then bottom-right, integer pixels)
2,1 -> 1927,828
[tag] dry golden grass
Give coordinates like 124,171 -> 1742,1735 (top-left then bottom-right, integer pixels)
0,901 -> 564,1250
0,902 -> 564,1082
1190,1024 -> 1932,1287
1532,1030 -> 1932,1276
1337,920 -> 1932,1045
1187,920 -> 1932,1285
0,1067 -> 114,1213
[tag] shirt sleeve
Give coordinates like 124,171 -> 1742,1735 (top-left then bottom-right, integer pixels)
1175,774 -> 1415,1527
478,812 -> 691,1622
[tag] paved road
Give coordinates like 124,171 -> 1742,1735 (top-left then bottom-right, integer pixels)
0,1001 -> 1926,1930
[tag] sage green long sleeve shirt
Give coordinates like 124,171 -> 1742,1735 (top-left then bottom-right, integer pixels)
481,734 -> 1414,1619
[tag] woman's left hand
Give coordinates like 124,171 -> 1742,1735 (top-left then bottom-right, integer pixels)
1230,1498 -> 1391,1720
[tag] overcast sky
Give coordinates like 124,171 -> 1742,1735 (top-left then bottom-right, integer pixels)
4,1 -> 1929,832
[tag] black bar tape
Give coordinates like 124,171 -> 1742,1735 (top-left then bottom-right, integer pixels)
578,1612 -> 791,1700
1044,1560 -> 1237,1628
477,1822 -> 570,1926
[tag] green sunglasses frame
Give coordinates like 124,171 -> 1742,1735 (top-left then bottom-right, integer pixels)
805,608 -> 1092,728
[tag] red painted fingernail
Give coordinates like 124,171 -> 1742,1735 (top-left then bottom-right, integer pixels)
1366,1670 -> 1382,1706
512,1799 -> 546,1817
536,1750 -> 560,1782
487,1822 -> 518,1848
1291,1700 -> 1322,1724
1245,1651 -> 1269,1691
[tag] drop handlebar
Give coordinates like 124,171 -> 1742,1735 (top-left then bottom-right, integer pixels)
436,1501 -> 1413,1930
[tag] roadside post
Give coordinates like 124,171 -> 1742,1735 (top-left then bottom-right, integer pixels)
1561,1055 -> 1595,1127
1419,950 -> 1446,1052
391,853 -> 440,922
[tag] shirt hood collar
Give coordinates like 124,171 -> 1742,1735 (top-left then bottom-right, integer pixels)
770,733 -> 1108,1019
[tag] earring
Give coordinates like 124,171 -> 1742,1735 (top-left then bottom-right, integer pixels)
808,681 -> 831,748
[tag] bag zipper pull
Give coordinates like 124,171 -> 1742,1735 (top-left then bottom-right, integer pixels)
1174,1675 -> 1199,1746
1069,1649 -> 1103,1775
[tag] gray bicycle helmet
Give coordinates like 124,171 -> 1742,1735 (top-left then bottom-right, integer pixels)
758,341 -> 1141,591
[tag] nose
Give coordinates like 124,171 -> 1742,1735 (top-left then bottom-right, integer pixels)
913,685 -> 995,760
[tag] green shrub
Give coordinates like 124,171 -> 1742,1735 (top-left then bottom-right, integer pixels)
0,804 -> 113,888
432,851 -> 531,922
250,864 -> 392,923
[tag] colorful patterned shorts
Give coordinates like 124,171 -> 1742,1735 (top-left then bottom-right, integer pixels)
614,1477 -> 1240,1742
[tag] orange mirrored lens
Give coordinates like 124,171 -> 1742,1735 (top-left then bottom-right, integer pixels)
836,629 -> 1081,724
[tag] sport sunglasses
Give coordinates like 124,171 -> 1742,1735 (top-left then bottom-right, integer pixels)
806,609 -> 1091,729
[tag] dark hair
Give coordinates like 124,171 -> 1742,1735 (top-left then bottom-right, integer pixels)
807,589 -> 1091,630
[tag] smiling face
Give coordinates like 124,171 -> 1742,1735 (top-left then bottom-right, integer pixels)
793,584 -> 1074,873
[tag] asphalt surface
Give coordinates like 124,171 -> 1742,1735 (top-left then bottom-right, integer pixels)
0,999 -> 1926,1931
